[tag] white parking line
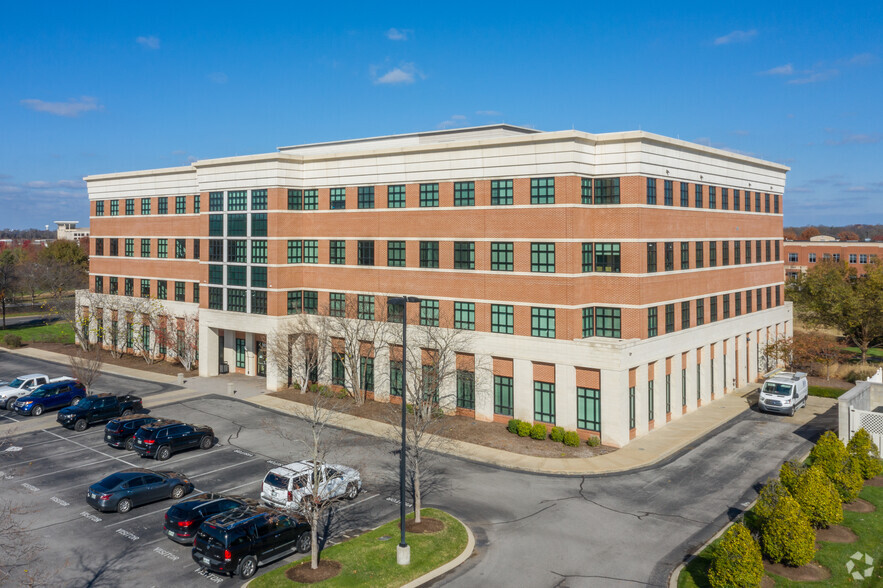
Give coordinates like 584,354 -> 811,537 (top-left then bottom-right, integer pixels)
188,458 -> 262,479
1,444 -> 95,468
334,493 -> 378,512
219,478 -> 264,494
14,456 -> 117,482
105,504 -> 176,528
17,430 -> 101,449
0,413 -> 20,422
45,430 -> 138,469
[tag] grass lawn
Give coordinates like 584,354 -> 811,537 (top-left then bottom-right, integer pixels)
0,322 -> 74,345
809,386 -> 849,399
679,485 -> 883,587
252,508 -> 468,587
843,347 -> 883,359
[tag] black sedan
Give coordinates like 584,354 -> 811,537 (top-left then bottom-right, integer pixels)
86,468 -> 194,513
105,415 -> 159,450
164,493 -> 259,544
133,420 -> 214,461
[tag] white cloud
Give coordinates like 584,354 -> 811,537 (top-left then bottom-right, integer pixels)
207,72 -> 228,84
731,129 -> 750,136
136,35 -> 160,49
788,69 -> 839,84
476,110 -> 502,116
760,63 -> 793,75
714,29 -> 757,45
20,96 -> 103,117
843,52 -> 876,66
386,28 -> 412,41
373,63 -> 422,85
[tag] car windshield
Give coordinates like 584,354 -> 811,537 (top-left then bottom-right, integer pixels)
763,383 -> 793,396
76,397 -> 98,409
98,473 -> 128,489
29,388 -> 53,398
8,378 -> 24,388
264,472 -> 289,489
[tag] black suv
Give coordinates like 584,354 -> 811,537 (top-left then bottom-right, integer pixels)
192,507 -> 311,579
105,415 -> 159,450
164,493 -> 258,545
133,420 -> 214,461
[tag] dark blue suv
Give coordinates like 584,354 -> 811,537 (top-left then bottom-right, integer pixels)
13,380 -> 86,416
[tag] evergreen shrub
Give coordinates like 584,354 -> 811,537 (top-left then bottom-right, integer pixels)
707,522 -> 764,588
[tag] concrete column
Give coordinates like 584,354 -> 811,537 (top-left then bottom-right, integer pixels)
650,360 -> 664,427
684,348 -> 696,412
671,353 -> 684,421
635,363 -> 649,435
245,333 -> 255,376
600,369 -> 629,448
748,331 -> 758,383
373,343 -> 391,403
698,344 -> 710,405
264,330 -> 284,392
555,364 -> 577,430
223,330 -> 235,370
474,354 -> 494,422
513,358 -> 533,421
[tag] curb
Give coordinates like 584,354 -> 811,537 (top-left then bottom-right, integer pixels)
402,512 -> 475,588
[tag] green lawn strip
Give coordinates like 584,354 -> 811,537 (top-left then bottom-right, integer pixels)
0,322 -> 74,344
679,485 -> 883,587
252,508 -> 468,588
809,386 -> 849,399
842,347 -> 883,359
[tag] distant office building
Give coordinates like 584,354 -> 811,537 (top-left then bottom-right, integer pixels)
55,221 -> 89,241
784,240 -> 883,278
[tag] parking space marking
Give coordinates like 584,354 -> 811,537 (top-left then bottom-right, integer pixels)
51,496 -> 70,506
0,444 -> 96,468
16,430 -> 103,449
45,430 -> 139,468
116,528 -> 140,541
188,457 -> 262,479
105,504 -> 176,528
194,567 -> 225,584
335,493 -> 378,512
14,456 -> 117,482
0,413 -> 20,422
219,478 -> 264,493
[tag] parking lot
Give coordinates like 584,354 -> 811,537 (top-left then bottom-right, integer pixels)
0,393 -> 404,587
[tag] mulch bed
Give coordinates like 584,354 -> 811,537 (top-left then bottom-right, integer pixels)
844,498 -> 876,513
285,559 -> 342,583
865,475 -> 883,487
270,388 -> 616,459
816,524 -> 858,543
25,342 -> 198,378
406,517 -> 444,534
763,561 -> 831,582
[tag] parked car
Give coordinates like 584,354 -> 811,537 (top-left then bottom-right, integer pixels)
758,371 -> 809,416
192,506 -> 311,579
133,420 -> 214,461
13,379 -> 85,416
0,374 -> 51,410
104,415 -> 160,450
86,468 -> 193,513
261,460 -> 361,512
57,393 -> 144,431
164,493 -> 259,545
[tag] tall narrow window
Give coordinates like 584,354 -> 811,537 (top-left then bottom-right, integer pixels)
646,178 -> 657,205
721,187 -> 728,210
708,186 -> 716,209
664,180 -> 673,206
456,370 -> 475,409
419,241 -> 439,268
357,186 -> 374,209
628,386 -> 636,429
580,178 -> 592,204
534,381 -> 555,424
665,242 -> 674,271
648,307 -> 658,337
680,242 -> 689,270
647,243 -> 657,272
494,376 -> 514,416
175,195 -> 186,214
695,242 -> 704,268
648,381 -> 655,421
576,387 -> 600,432
329,240 -> 346,264
582,243 -> 593,272
680,183 -> 689,207
694,184 -> 703,208
665,304 -> 675,333
681,301 -> 690,329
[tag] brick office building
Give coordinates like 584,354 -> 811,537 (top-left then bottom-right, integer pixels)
83,125 -> 791,447
784,239 -> 883,279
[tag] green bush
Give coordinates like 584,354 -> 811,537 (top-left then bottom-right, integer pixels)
844,368 -> 876,383
707,522 -> 764,588
586,435 -> 601,447
847,428 -> 883,480
549,426 -> 565,442
760,493 -> 816,566
507,419 -> 522,434
834,458 -> 864,503
810,431 -> 849,476
754,479 -> 792,523
529,423 -> 546,440
516,421 -> 531,437
791,466 -> 843,528
779,461 -> 804,493
562,431 -> 580,447
3,334 -> 22,348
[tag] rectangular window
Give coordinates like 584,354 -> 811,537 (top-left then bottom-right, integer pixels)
251,213 -> 267,237
110,200 -> 119,216
194,239 -> 200,259
454,182 -> 475,206
666,374 -> 671,414
664,180 -> 673,206
95,239 -> 104,256
680,183 -> 689,207
175,281 -> 185,302
387,185 -> 405,208
722,241 -> 730,266
96,201 -> 105,216
387,300 -> 404,323
358,295 -> 374,320
735,292 -> 742,316
419,241 -> 439,268
287,189 -> 302,210
721,188 -> 728,210
490,242 -> 514,271
250,189 -> 267,211
708,186 -> 716,209
682,369 -> 687,407
193,283 -> 200,304
141,279 -> 151,298
94,275 -> 103,293
756,288 -> 762,311
124,238 -> 134,257
596,307 -> 621,338
755,191 -> 761,212
681,301 -> 690,329
665,303 -> 675,333
387,241 -> 405,266
531,243 -> 556,273
208,265 -> 223,285
646,178 -> 657,204
860,254 -> 868,263
157,197 -> 168,214
227,190 -> 246,211
454,242 -> 475,270
235,338 -> 246,368
648,307 -> 658,337
776,285 -> 781,306
629,386 -> 636,429
595,243 -> 620,272
680,242 -> 689,270
580,178 -> 592,204
208,214 -> 223,236
193,194 -> 200,214
357,241 -> 375,266
419,183 -> 439,207
156,280 -> 167,300
767,286 -> 772,309
665,242 -> 674,271
734,189 -> 741,210
303,240 -> 318,263
209,287 -> 223,310
582,307 -> 594,337
209,191 -> 223,211
808,253 -> 816,263
454,370 -> 475,409
109,238 -> 118,256
251,240 -> 267,264
251,290 -> 267,315
175,195 -> 186,214
303,189 -> 318,210
694,184 -> 703,208
594,178 -> 620,204
227,288 -> 247,312
709,241 -> 717,267
420,299 -> 439,326
723,294 -> 730,319
140,239 -> 150,258
647,243 -> 657,272
389,360 -> 403,397
734,241 -> 741,265
251,266 -> 267,288
745,240 -> 752,263
756,240 -> 762,264
766,240 -> 772,262
696,299 -> 704,326
227,214 -> 247,236
494,375 -> 514,416
175,239 -> 186,259
287,240 -> 302,263
303,291 -> 318,314
765,193 -> 770,213
360,356 -> 374,392
531,307 -> 556,338
287,291 -> 302,315
227,265 -> 247,286
109,277 -> 118,294
710,296 -> 718,322
576,387 -> 600,432
454,302 -> 475,330
357,186 -> 374,209
329,240 -> 346,264
492,180 -> 514,205
330,187 -> 346,210
775,241 -> 780,261
531,178 -> 555,204
582,243 -> 593,272
534,381 -> 555,424
227,240 -> 246,263
491,304 -> 514,334
695,242 -> 704,268
329,293 -> 346,317
157,239 -> 168,259
125,198 -> 134,215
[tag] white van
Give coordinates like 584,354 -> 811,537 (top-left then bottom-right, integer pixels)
758,372 -> 808,416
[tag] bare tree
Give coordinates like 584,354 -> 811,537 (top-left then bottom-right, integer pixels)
173,313 -> 199,371
130,299 -> 169,365
68,345 -> 103,394
0,249 -> 19,328
267,313 -> 329,394
326,296 -> 389,404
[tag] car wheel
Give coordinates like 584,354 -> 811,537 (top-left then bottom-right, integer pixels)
237,555 -> 258,580
124,437 -> 135,451
117,498 -> 132,513
199,436 -> 212,450
121,409 -> 132,417
789,406 -> 796,417
70,396 -> 82,406
74,419 -> 88,432
32,405 -> 43,417
345,483 -> 358,500
171,484 -> 185,499
156,446 -> 171,461
3,398 -> 11,410
295,531 -> 311,553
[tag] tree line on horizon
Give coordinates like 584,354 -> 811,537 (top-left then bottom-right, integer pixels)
0,228 -> 57,240
784,224 -> 883,242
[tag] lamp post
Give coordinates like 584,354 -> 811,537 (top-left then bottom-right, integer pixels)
388,295 -> 420,566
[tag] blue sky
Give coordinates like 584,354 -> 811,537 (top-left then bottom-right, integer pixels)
1,1 -> 880,229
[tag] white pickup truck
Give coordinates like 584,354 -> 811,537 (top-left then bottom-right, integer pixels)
0,374 -> 69,410
758,371 -> 809,416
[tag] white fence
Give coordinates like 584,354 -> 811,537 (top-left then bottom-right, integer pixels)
848,407 -> 883,458
839,380 -> 883,457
